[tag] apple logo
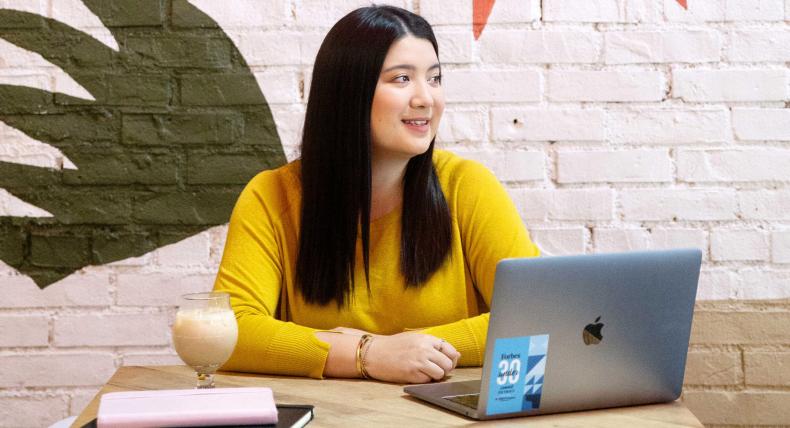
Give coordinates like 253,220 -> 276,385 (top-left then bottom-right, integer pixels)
583,316 -> 605,345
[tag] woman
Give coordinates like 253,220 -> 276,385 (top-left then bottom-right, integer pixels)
213,5 -> 540,384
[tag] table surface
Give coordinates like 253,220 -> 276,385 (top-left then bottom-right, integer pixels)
73,365 -> 703,427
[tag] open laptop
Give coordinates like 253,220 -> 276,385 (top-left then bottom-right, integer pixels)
404,248 -> 702,420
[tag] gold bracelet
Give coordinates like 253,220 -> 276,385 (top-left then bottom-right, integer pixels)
355,334 -> 372,379
360,336 -> 374,379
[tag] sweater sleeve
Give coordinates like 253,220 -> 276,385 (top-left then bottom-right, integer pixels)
422,158 -> 540,366
213,174 -> 330,378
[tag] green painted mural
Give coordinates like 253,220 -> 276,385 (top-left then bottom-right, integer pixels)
0,0 -> 285,288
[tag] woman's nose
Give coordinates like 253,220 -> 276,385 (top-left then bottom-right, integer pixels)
410,81 -> 434,109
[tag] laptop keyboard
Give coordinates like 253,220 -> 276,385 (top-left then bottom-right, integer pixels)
443,393 -> 479,409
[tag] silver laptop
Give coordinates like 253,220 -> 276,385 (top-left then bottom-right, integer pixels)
404,249 -> 702,420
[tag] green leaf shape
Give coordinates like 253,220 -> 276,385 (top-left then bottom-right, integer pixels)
0,0 -> 286,288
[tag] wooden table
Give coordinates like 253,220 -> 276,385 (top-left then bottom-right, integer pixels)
73,365 -> 702,427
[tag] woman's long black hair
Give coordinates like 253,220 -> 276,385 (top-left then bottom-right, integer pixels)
295,5 -> 452,307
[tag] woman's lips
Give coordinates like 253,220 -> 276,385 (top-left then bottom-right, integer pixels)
402,119 -> 430,134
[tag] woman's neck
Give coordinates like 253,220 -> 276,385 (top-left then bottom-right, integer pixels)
370,154 -> 408,221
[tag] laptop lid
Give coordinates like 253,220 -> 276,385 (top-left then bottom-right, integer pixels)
477,249 -> 702,419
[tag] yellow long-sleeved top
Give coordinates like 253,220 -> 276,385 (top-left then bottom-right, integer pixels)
213,149 -> 540,378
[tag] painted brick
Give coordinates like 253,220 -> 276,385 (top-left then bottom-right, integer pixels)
528,228 -> 586,256
299,32 -> 325,65
210,224 -> 230,265
710,229 -> 769,261
54,313 -> 170,346
0,71 -> 50,92
651,229 -> 708,251
509,189 -> 614,221
484,0 -> 541,23
0,272 -> 111,308
436,108 -> 487,143
684,350 -> 742,385
0,353 -> 116,387
697,269 -> 739,300
773,230 -> 790,263
486,0 -> 541,24
725,0 -> 785,20
451,150 -> 544,182
691,311 -> 790,345
116,272 -> 215,306
732,108 -> 790,141
737,269 -> 790,299
596,229 -> 647,252
419,0 -> 471,25
557,150 -> 672,183
294,0 -> 408,27
544,0 -> 660,23
480,30 -> 600,64
155,232 -> 211,267
727,30 -> 790,62
122,352 -> 183,366
673,69 -> 788,102
433,29 -> 474,64
0,314 -> 49,346
252,70 -> 300,104
666,0 -> 773,22
0,395 -> 67,428
740,190 -> 790,220
620,189 -> 738,221
70,389 -> 100,417
492,108 -> 605,142
678,149 -> 790,182
605,30 -> 721,64
745,351 -> 790,386
683,391 -> 790,425
666,0 -> 715,21
445,70 -> 541,102
230,32 -> 301,66
125,36 -> 232,69
269,105 -> 305,151
593,228 -> 706,253
184,0 -> 290,28
0,0 -> 46,16
0,38 -> 59,69
547,71 -> 664,102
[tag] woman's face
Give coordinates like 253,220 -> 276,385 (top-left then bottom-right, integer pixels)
370,36 -> 444,162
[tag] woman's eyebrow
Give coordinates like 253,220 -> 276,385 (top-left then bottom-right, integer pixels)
381,63 -> 441,73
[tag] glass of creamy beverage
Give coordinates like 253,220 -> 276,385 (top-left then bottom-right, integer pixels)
173,292 -> 238,388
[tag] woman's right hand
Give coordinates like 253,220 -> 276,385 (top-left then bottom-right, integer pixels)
363,332 -> 461,383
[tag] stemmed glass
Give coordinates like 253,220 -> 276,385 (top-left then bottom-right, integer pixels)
173,292 -> 238,388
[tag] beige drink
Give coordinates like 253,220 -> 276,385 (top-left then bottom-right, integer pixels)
173,308 -> 238,370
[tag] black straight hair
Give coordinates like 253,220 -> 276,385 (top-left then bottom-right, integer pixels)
295,5 -> 452,307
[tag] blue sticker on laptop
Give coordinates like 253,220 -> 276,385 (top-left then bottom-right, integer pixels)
486,334 -> 549,416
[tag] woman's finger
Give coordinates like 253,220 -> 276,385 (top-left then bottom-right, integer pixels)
429,350 -> 454,374
437,340 -> 461,368
419,359 -> 447,381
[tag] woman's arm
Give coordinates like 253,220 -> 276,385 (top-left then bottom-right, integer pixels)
316,330 -> 460,382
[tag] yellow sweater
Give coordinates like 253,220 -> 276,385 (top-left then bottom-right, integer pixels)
213,150 -> 540,378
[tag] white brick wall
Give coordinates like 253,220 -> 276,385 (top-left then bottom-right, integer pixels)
2,1 -> 790,425
557,150 -> 672,183
547,70 -> 666,102
492,108 -> 605,142
605,30 -> 721,64
672,69 -> 788,102
711,229 -> 770,261
732,109 -> 790,141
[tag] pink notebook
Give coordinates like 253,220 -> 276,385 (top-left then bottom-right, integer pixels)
97,387 -> 278,427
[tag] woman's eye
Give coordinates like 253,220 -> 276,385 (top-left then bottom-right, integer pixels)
394,75 -> 410,83
430,74 -> 442,85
